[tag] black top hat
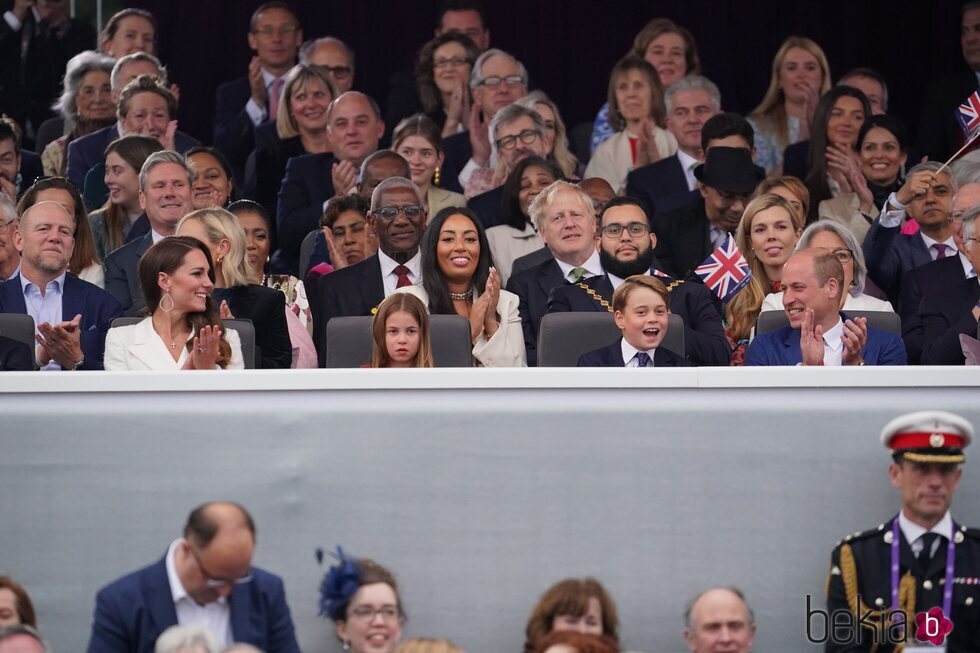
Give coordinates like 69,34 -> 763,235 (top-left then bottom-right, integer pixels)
693,147 -> 766,194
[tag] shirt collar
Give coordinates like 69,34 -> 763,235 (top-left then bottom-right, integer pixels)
959,250 -> 976,280
620,336 -> 653,363
918,231 -> 956,253
676,148 -> 701,172
261,68 -> 284,87
377,249 -> 422,280
151,229 -> 169,244
899,510 -> 953,544
822,317 -> 844,351
555,250 -> 602,281
20,270 -> 66,295
165,537 -> 228,607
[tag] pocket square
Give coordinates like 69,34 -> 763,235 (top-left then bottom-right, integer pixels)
87,324 -> 97,331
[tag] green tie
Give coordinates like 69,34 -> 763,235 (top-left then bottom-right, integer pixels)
570,267 -> 587,283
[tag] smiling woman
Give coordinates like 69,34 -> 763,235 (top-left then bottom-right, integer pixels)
524,578 -> 619,653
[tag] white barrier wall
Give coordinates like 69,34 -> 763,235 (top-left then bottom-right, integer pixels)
2,368 -> 980,653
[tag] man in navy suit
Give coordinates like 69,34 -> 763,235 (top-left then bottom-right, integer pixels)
314,177 -> 427,366
506,181 -> 601,366
549,196 -> 730,366
746,249 -> 906,366
863,161 -> 957,307
578,275 -> 689,368
0,199 -> 121,370
66,53 -> 200,188
86,501 -> 300,653
625,77 -> 721,220
274,91 -> 384,275
105,151 -> 193,315
213,2 -> 301,181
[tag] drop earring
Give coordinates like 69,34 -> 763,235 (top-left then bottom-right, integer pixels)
159,290 -> 174,312
433,166 -> 441,187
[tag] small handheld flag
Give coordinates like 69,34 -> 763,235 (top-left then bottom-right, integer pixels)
695,236 -> 751,303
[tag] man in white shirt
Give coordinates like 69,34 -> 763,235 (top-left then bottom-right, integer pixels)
824,411 -> 980,653
87,502 -> 300,653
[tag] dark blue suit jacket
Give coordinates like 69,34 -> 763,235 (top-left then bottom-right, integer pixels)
313,254 -> 385,366
577,338 -> 690,367
214,77 -> 279,183
0,334 -> 31,370
651,196 -> 713,280
505,257 -> 564,367
916,277 -> 980,365
624,154 -> 696,220
0,273 -> 122,369
468,185 -> 504,229
744,318 -> 907,366
274,152 -> 336,276
547,273 -> 730,366
900,255 -> 968,363
66,125 -> 201,188
862,219 -> 933,306
20,149 -> 43,190
439,131 -> 470,194
86,556 -> 300,653
782,140 -> 810,181
104,232 -> 153,317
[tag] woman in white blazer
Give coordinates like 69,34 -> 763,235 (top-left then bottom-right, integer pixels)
584,55 -> 677,193
486,156 -> 562,285
104,237 -> 244,370
392,114 -> 466,217
396,206 -> 526,367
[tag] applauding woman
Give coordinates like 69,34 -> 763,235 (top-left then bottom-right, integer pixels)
397,206 -> 526,367
104,237 -> 243,370
415,33 -> 479,137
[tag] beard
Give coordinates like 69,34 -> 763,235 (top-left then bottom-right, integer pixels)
599,245 -> 654,279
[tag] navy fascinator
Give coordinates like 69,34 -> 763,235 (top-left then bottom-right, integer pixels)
317,545 -> 362,620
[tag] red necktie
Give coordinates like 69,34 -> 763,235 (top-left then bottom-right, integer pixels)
394,265 -> 412,288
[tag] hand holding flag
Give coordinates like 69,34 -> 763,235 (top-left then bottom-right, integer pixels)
695,236 -> 751,303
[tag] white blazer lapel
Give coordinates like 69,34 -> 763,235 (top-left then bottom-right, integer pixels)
128,318 -> 182,370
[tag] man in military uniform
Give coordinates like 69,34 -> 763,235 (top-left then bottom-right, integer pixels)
825,411 -> 980,652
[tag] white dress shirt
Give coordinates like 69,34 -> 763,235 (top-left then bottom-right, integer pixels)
899,510 -> 953,558
245,69 -> 287,126
821,317 -> 845,366
378,250 -> 422,297
621,338 -> 655,367
555,250 -> 602,283
21,271 -> 65,371
165,539 -> 233,647
675,149 -> 701,191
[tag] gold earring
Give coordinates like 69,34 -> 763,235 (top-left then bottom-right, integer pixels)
433,166 -> 441,187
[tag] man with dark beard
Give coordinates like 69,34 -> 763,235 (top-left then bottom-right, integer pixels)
547,196 -> 730,366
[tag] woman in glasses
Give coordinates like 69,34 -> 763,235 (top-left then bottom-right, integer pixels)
321,549 -> 404,653
397,206 -> 526,367
761,220 -> 894,313
414,33 -> 479,137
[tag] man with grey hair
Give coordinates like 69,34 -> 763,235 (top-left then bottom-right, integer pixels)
299,36 -> 354,94
441,48 -> 529,195
105,150 -> 194,315
906,204 -> 980,364
626,75 -> 721,220
468,102 -> 548,228
864,161 -> 958,307
314,177 -> 427,364
683,587 -> 755,653
0,193 -> 20,281
155,624 -> 221,653
67,51 -> 199,188
0,624 -> 49,653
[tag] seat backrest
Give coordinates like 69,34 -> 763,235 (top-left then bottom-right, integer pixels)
0,313 -> 36,368
298,229 -> 318,279
756,310 -> 902,335
325,315 -> 473,368
109,317 -> 256,369
537,312 -> 686,366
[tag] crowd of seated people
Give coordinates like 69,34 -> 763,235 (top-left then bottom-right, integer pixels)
2,0 -> 980,371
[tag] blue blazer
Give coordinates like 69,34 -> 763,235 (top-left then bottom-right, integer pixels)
0,273 -> 122,369
273,152 -> 336,276
862,219 -> 933,306
624,154 -> 694,219
66,125 -> 201,188
86,556 -> 300,653
104,232 -> 153,317
899,255 -> 968,363
578,338 -> 690,367
744,318 -> 907,366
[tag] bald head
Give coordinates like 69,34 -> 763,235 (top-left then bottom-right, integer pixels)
327,91 -> 384,165
184,501 -> 255,548
684,587 -> 755,653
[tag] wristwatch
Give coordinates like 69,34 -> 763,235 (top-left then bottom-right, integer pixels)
68,354 -> 84,371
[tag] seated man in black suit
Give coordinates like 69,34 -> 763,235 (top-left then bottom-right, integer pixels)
549,197 -> 730,366
314,177 -> 427,366
66,52 -> 199,188
273,90 -> 384,275
652,145 -> 765,279
468,103 -> 548,228
0,118 -> 42,200
578,275 -> 689,368
1,198 -> 122,370
506,180 -> 601,366
913,205 -> 980,364
104,150 -> 193,315
625,75 -> 720,220
443,48 -> 529,194
864,161 -> 957,308
0,334 -> 31,371
213,2 -> 301,181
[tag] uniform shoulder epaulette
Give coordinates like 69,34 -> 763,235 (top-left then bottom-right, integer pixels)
959,525 -> 980,540
835,523 -> 888,548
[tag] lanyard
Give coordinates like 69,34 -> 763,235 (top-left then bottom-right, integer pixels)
891,518 -> 956,620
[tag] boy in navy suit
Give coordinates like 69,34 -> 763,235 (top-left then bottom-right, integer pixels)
578,275 -> 689,367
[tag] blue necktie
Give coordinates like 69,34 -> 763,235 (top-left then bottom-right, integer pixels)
635,352 -> 651,367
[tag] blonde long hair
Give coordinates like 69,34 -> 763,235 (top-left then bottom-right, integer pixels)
177,208 -> 252,287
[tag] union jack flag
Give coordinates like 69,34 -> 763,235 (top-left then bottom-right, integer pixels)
694,237 -> 751,303
956,91 -> 980,141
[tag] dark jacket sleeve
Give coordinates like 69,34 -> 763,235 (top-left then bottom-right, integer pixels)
86,585 -> 136,653
82,292 -> 124,370
248,286 -> 292,369
676,283 -> 731,366
213,81 -> 258,180
824,545 -> 865,653
920,305 -> 977,365
0,337 -> 32,371
104,252 -> 134,318
276,157 -> 325,276
867,330 -> 907,366
255,572 -> 301,653
743,335 -> 775,366
861,220 -> 902,301
506,273 -> 538,367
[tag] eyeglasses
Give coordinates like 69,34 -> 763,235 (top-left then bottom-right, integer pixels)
600,222 -> 649,238
434,56 -> 470,69
965,237 -> 979,248
496,129 -> 539,151
348,606 -> 402,623
372,205 -> 425,221
831,248 -> 853,263
317,64 -> 353,80
188,544 -> 253,588
479,75 -> 525,88
253,26 -> 298,38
